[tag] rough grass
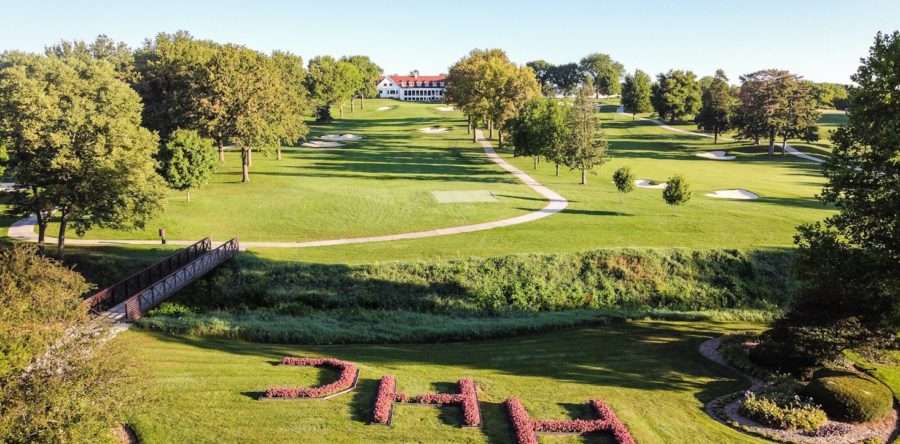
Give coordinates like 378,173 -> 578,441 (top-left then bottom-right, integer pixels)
136,306 -> 777,345
170,248 -> 794,314
122,320 -> 766,443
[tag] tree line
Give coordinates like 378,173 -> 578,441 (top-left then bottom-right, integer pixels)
525,53 -> 625,98
0,31 -> 382,258
620,67 -> 847,152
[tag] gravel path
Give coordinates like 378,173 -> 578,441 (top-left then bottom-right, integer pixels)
7,130 -> 568,249
699,336 -> 899,443
616,106 -> 825,164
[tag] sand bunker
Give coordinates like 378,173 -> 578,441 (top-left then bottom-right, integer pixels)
0,183 -> 15,192
634,179 -> 667,189
432,190 -> 498,203
320,134 -> 362,141
302,141 -> 345,148
376,106 -> 395,111
434,106 -> 456,112
705,189 -> 759,200
420,127 -> 450,134
696,150 -> 736,160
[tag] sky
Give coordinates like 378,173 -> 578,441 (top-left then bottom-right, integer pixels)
1,0 -> 897,84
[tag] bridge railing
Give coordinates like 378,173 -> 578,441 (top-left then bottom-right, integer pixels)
82,237 -> 213,315
124,238 -> 239,320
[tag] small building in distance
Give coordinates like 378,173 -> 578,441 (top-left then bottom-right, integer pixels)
377,73 -> 447,102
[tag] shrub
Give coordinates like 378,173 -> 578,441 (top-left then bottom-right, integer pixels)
739,391 -> 827,431
803,371 -> 893,422
264,357 -> 357,398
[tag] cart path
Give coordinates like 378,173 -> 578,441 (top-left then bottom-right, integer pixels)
615,105 -> 825,163
7,130 -> 568,249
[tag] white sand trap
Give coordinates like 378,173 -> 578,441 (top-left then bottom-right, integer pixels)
0,183 -> 15,192
320,134 -> 362,141
420,126 -> 450,134
432,190 -> 498,203
705,189 -> 759,200
302,141 -> 345,148
434,106 -> 456,112
696,150 -> 736,160
635,179 -> 667,189
376,106 -> 395,111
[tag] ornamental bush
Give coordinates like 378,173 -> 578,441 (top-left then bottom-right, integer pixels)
803,371 -> 893,422
739,391 -> 827,431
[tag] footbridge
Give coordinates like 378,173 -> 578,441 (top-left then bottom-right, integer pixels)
82,237 -> 239,322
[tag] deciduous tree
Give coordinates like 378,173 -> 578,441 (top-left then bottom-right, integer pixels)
526,60 -> 555,96
550,63 -> 582,97
695,69 -> 735,144
662,174 -> 690,215
579,53 -> 624,97
612,166 -> 635,203
650,70 -> 701,122
0,53 -> 166,259
509,98 -> 569,173
621,69 -> 653,119
766,31 -> 900,365
341,55 -> 382,110
158,129 -> 217,202
564,83 -> 608,184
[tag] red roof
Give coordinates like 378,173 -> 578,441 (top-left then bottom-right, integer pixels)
377,75 -> 447,87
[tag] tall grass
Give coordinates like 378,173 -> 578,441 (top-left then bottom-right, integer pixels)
138,306 -> 777,345
178,248 -> 795,315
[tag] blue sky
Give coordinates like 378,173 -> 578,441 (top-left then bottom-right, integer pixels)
2,0 -> 897,84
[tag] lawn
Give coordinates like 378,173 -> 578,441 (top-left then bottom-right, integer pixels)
122,320 -> 766,443
44,100 -> 543,243
247,105 -> 833,264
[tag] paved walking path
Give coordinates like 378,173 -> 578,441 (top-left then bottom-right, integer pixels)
616,106 -> 825,164
7,130 -> 568,249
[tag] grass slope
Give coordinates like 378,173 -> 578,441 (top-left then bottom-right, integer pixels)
47,100 -> 542,242
124,320 -> 765,443
251,106 -> 833,263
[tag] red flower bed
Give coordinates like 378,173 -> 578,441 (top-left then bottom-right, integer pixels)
372,375 -> 396,424
382,378 -> 481,427
504,397 -> 538,444
265,357 -> 358,398
504,397 -> 635,444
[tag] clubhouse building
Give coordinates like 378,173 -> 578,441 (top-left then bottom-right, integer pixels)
376,73 -> 447,102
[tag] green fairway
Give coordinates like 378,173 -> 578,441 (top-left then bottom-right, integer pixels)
245,106 -> 834,264
45,100 -> 543,243
17,99 -> 835,265
122,320 -> 765,443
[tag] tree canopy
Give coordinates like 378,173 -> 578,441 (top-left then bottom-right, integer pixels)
767,31 -> 900,365
446,49 -> 540,142
159,129 -> 217,202
734,69 -> 818,154
509,98 -> 569,172
651,70 -> 702,122
341,55 -> 382,110
0,245 -> 135,443
0,52 -> 166,258
579,53 -> 624,97
564,83 -> 608,185
307,56 -> 360,120
694,69 -> 735,144
621,69 -> 653,119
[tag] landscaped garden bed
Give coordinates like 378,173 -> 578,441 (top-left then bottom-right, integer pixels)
370,376 -> 482,428
503,396 -> 635,444
701,335 -> 900,443
259,357 -> 360,400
